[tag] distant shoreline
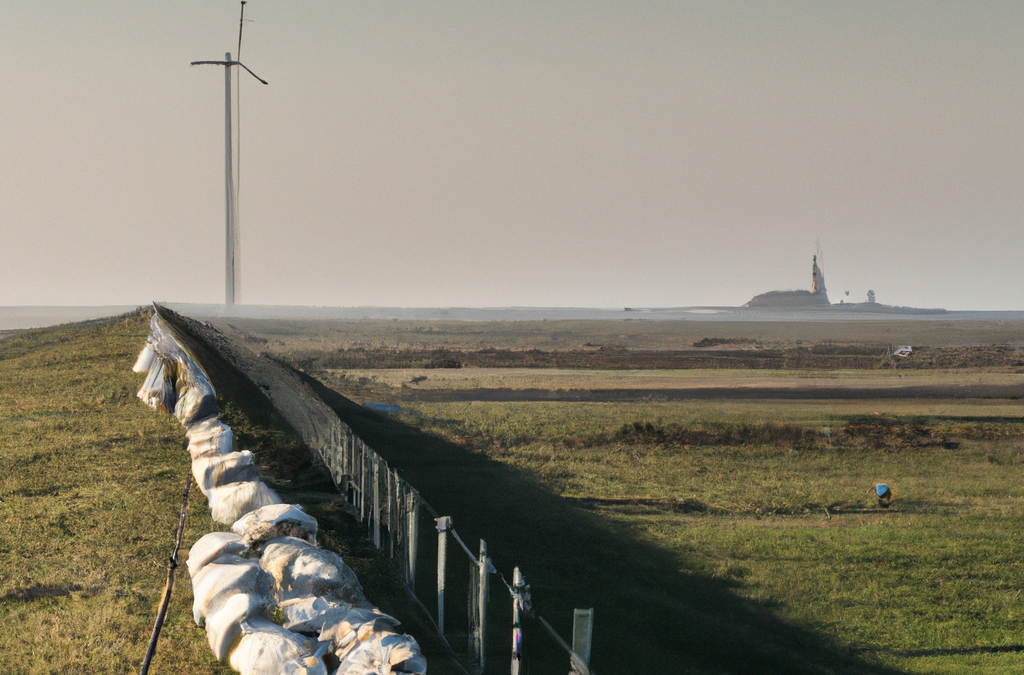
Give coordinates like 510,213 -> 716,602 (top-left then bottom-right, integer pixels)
2,303 -> 1024,331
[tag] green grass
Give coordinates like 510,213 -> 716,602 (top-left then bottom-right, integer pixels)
216,317 -> 1024,352
380,397 -> 1024,674
17,311 -> 1016,673
0,312 -> 456,673
0,313 -> 231,674
248,313 -> 1024,674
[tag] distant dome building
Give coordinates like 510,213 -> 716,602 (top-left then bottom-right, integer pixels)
746,255 -> 831,308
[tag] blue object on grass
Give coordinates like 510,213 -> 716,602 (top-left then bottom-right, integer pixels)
364,402 -> 401,414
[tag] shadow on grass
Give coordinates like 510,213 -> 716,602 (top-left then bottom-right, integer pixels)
855,644 -> 1024,658
299,373 -> 906,675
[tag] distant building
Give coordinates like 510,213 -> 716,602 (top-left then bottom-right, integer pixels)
746,255 -> 831,308
867,290 -> 876,304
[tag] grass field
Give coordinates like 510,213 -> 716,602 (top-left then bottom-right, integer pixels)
4,312 -> 1024,674
323,393 -> 1024,674
245,316 -> 1024,675
215,317 -> 1024,352
0,313 -> 448,674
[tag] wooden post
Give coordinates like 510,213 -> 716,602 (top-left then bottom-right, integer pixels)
571,608 -> 594,674
435,516 -> 450,635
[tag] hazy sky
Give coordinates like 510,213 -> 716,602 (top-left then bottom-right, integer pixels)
2,2 -> 1022,310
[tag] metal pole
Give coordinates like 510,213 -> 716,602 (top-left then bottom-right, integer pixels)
571,608 -> 594,673
407,490 -> 420,589
436,517 -> 450,635
223,52 -> 236,305
478,539 -> 490,672
468,546 -> 481,670
511,567 -> 525,675
373,454 -> 381,548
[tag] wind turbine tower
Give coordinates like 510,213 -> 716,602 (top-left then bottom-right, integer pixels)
191,2 -> 267,305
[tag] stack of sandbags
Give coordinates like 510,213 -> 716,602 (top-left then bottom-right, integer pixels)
136,312 -> 427,674
232,504 -> 318,549
186,507 -> 426,674
187,531 -> 330,674
134,313 -> 282,525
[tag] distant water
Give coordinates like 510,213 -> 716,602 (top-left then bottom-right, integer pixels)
166,303 -> 1024,323
0,305 -> 139,331
2,303 -> 1024,331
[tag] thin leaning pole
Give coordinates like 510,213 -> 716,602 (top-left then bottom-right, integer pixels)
190,53 -> 267,305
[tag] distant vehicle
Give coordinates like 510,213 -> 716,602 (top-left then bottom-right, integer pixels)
890,346 -> 913,357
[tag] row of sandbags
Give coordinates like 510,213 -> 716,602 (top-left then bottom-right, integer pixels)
188,504 -> 425,674
134,312 -> 426,674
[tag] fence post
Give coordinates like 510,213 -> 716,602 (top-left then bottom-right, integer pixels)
478,539 -> 490,672
435,516 -> 450,634
406,489 -> 420,590
344,432 -> 352,501
347,432 -> 355,500
359,439 -> 367,522
372,454 -> 381,548
511,567 -> 530,675
387,469 -> 396,558
570,608 -> 594,674
467,540 -> 482,672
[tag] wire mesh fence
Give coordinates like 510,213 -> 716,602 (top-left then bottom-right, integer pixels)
316,421 -> 593,675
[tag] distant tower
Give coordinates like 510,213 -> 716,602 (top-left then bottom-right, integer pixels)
811,255 -> 829,303
867,290 -> 876,304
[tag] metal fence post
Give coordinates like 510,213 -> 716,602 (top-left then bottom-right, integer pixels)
372,453 -> 381,548
478,539 -> 490,673
387,469 -> 396,558
406,489 -> 420,590
570,608 -> 594,674
435,516 -> 450,634
358,439 -> 367,522
511,567 -> 530,675
467,540 -> 482,671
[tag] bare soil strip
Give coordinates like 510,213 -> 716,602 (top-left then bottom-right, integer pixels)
394,383 -> 1024,402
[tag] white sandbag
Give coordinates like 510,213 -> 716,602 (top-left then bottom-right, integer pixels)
141,314 -> 219,425
132,344 -> 158,373
137,359 -> 176,413
186,531 -> 248,579
206,592 -> 269,662
193,451 -> 261,498
228,617 -> 328,675
186,418 -> 234,460
174,368 -> 219,427
232,504 -> 318,548
207,480 -> 281,525
291,601 -> 398,636
191,557 -> 273,628
319,608 -> 403,657
277,596 -> 344,633
259,538 -> 368,606
278,597 -> 393,634
334,630 -> 426,675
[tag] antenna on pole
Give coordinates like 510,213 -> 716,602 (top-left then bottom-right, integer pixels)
190,2 -> 267,306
